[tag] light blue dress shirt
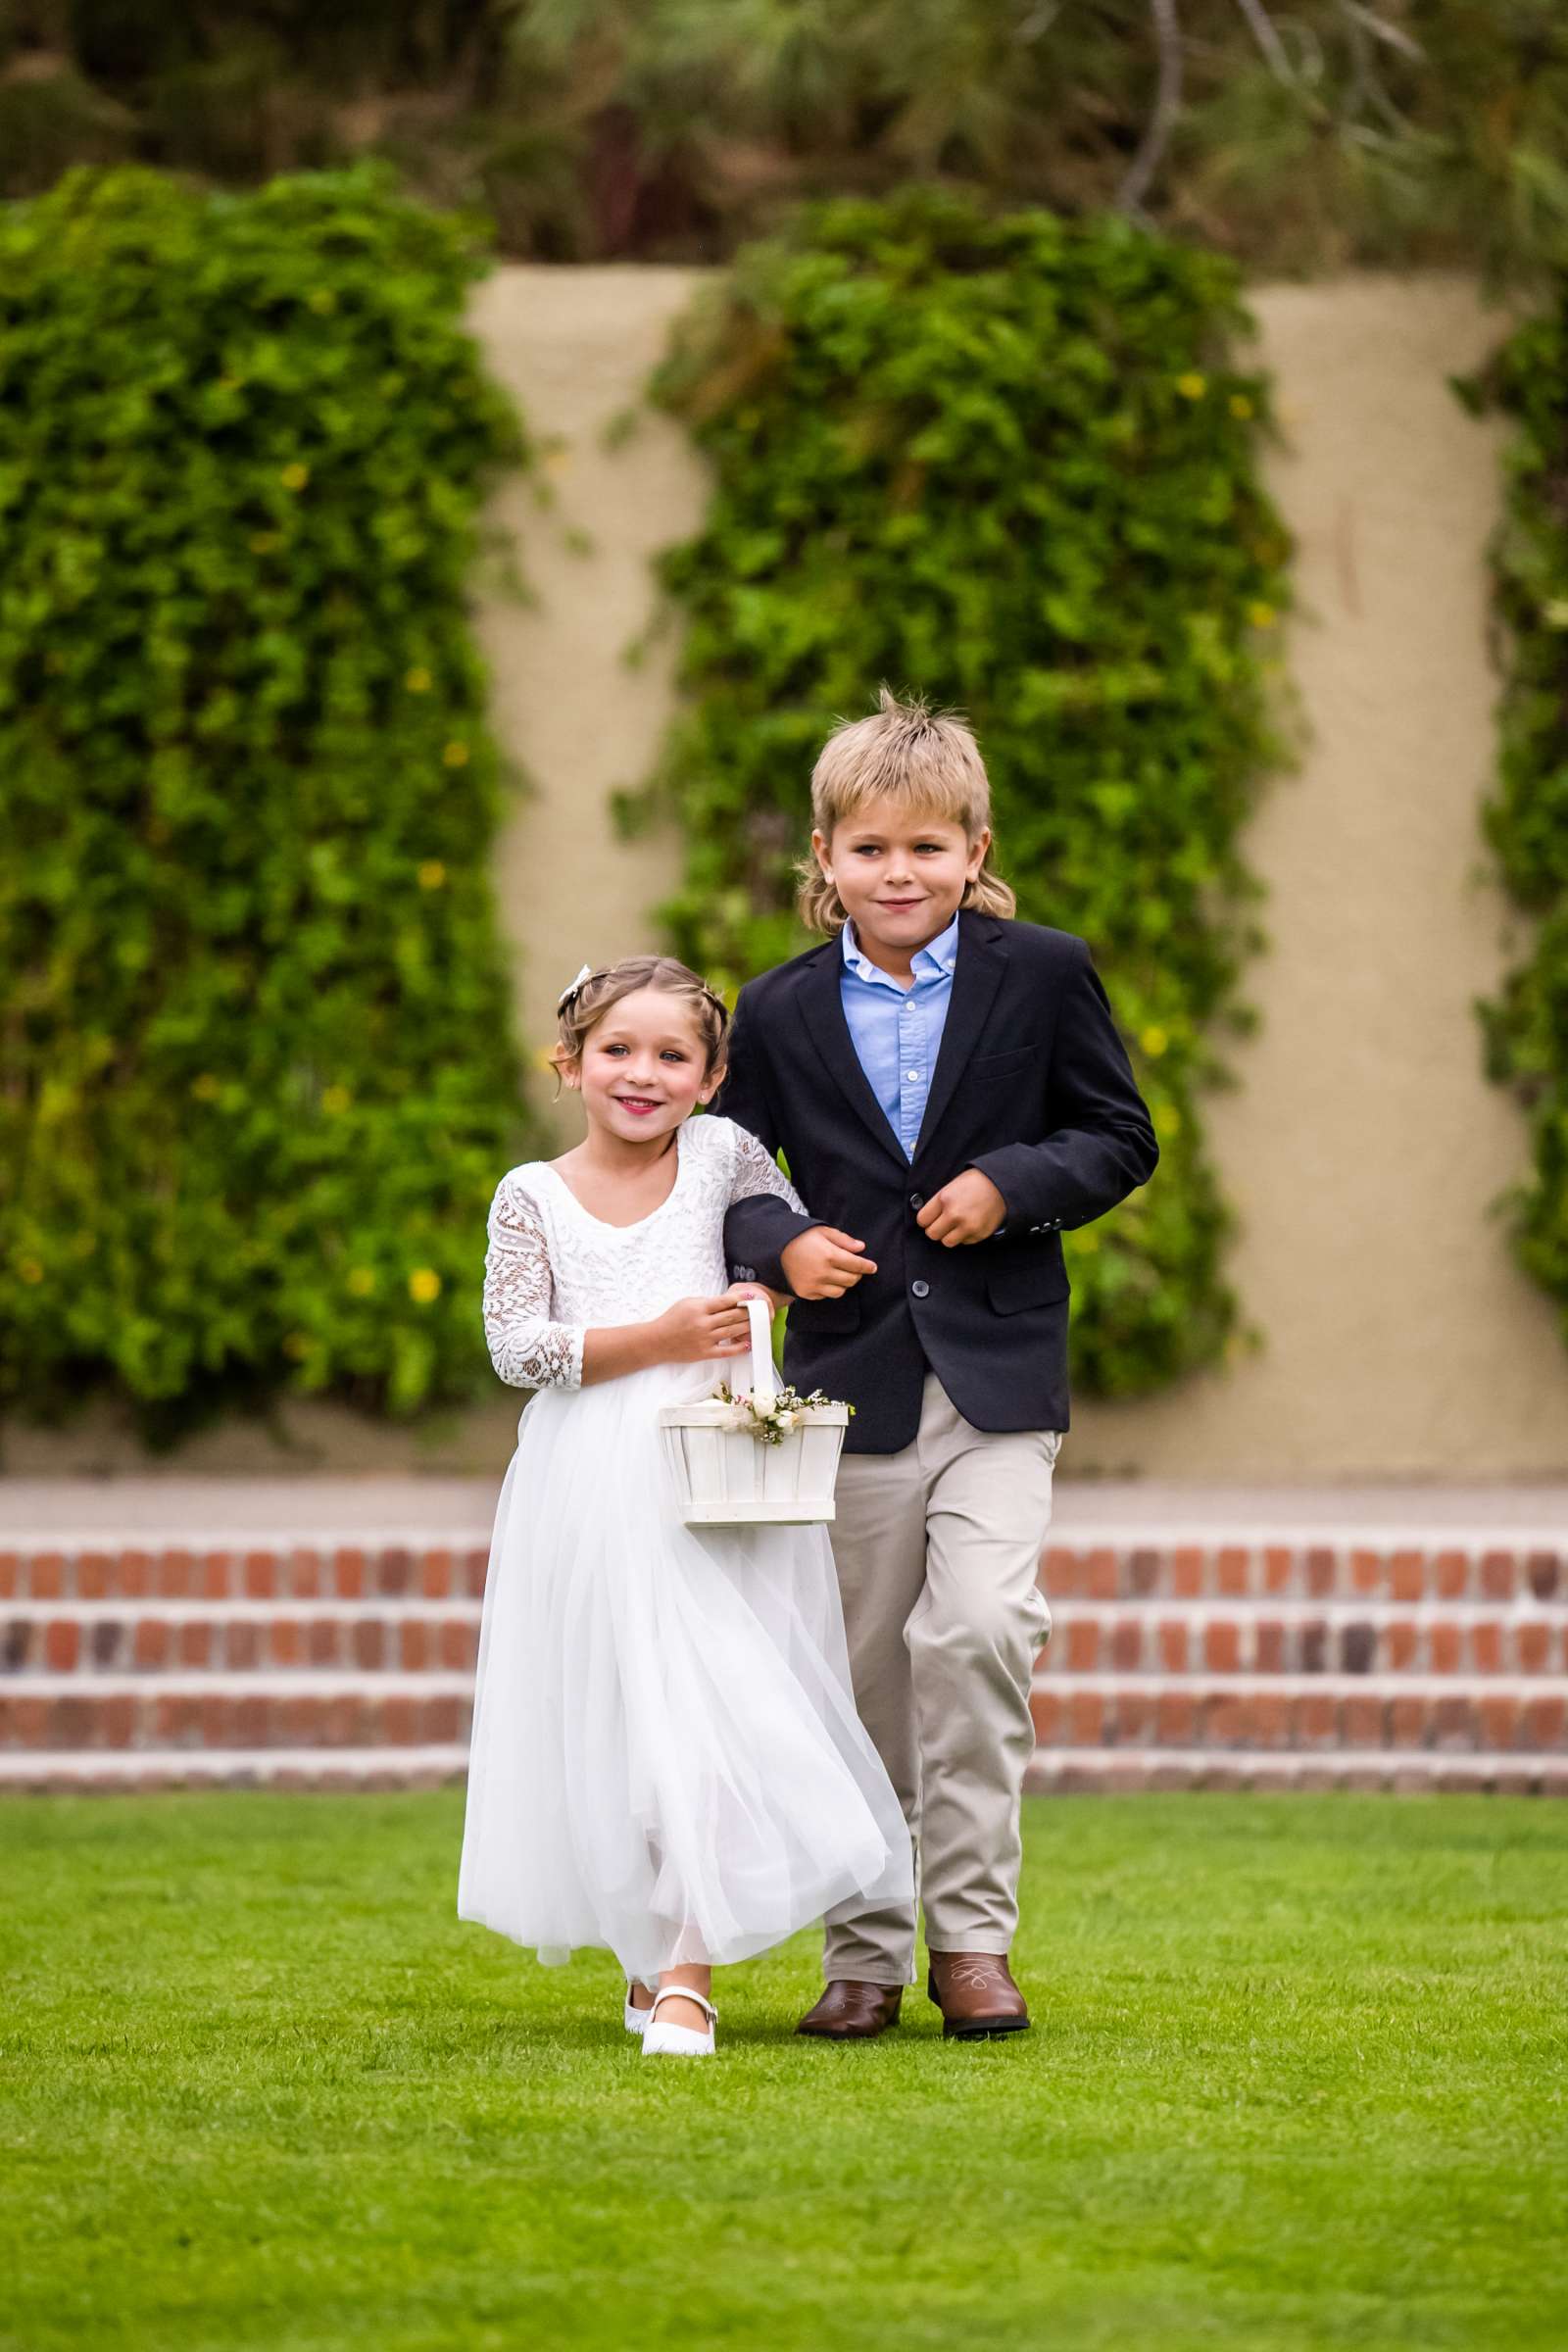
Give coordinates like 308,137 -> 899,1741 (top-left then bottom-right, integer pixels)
839,911 -> 959,1160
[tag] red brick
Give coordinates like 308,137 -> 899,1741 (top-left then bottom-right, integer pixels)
0,1554 -> 16,1600
156,1549 -> 193,1598
1203,1619 -> 1241,1673
334,1547 -> 367,1600
1522,1695 -> 1566,1750
1084,1548 -> 1117,1601
1342,1693 -> 1385,1748
199,1550 -> 229,1599
1432,1695 -> 1476,1750
1479,1550 -> 1514,1601
424,1694 -> 465,1742
1215,1547 -> 1249,1597
286,1548 -> 322,1599
1029,1689 -> 1062,1743
1155,1690 -> 1195,1745
1252,1693 -> 1292,1748
1254,1619 -> 1286,1673
1429,1621 -> 1461,1674
1156,1618 -> 1188,1673
201,1694 -> 231,1745
177,1621 -> 212,1668
232,1693 -> 270,1747
1470,1622 -> 1502,1673
121,1550 -> 152,1598
1204,1692 -> 1253,1747
382,1695 -> 420,1746
463,1547 -> 489,1598
52,1693 -> 93,1748
1305,1547 -> 1336,1598
1350,1548 -> 1381,1595
76,1551 -> 113,1599
307,1619 -> 338,1667
1527,1550 -> 1560,1600
1387,1621 -> 1419,1671
1172,1546 -> 1202,1597
1389,1549 -> 1424,1603
1300,1619 -> 1329,1673
1064,1619 -> 1099,1671
1433,1548 -> 1468,1598
1296,1693 -> 1337,1747
400,1621 -> 430,1672
43,1619 -> 79,1672
241,1550 -> 275,1600
439,1620 -> 475,1672
1262,1545 -> 1294,1594
156,1692 -> 199,1745
351,1620 -> 385,1671
1127,1547 -> 1160,1598
1390,1693 -> 1427,1748
132,1619 -> 169,1671
378,1548 -> 414,1598
1478,1694 -> 1520,1752
99,1694 -> 135,1748
226,1621 -> 260,1670
420,1549 -> 454,1599
1109,1690 -> 1153,1744
30,1552 -> 65,1600
270,1618 -> 303,1668
1516,1622 -> 1550,1674
1067,1690 -> 1103,1744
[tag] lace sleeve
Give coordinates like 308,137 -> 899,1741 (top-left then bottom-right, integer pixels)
482,1173 -> 585,1391
728,1123 -> 810,1218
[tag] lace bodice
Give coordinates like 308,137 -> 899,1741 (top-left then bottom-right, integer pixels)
482,1115 -> 807,1391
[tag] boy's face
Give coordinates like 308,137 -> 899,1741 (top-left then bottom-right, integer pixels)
813,798 -> 989,963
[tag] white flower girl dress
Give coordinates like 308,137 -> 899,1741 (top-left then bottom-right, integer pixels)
458,1113 -> 912,1988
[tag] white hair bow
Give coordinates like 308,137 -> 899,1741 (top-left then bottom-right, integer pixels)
557,962 -> 596,1012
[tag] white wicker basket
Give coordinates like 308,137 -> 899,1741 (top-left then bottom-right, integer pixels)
659,1297 -> 850,1526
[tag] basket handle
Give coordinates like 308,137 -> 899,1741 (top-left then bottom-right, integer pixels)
743,1293 -> 777,1408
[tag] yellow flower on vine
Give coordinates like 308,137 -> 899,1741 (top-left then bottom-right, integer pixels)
280,463 -> 310,492
406,666 -> 432,693
1248,601 -> 1278,630
409,1268 -> 442,1305
320,1085 -> 352,1115
1140,1025 -> 1169,1058
1229,394 -> 1254,420
1176,372 -> 1206,400
442,741 -> 470,768
417,860 -> 447,891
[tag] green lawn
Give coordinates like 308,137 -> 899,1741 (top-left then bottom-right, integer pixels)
3,1791 -> 1565,2352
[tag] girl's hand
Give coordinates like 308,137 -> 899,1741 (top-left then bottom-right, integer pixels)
725,1280 -> 780,1312
655,1294 -> 754,1363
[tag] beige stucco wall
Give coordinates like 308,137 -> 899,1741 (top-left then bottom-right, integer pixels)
9,269 -> 1566,1483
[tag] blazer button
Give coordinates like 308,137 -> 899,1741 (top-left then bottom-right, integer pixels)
910,1279 -> 930,1299
908,1192 -> 923,1210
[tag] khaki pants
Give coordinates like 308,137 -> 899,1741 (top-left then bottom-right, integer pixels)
824,1372 -> 1059,1985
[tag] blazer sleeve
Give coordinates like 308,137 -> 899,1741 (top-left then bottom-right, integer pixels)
712,983 -> 820,1291
970,940 -> 1158,1236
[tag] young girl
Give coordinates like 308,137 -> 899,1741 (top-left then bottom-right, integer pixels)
458,954 -> 911,2057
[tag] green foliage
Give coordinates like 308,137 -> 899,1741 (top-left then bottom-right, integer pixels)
0,165 -> 538,1434
1463,302 -> 1568,1341
633,190 -> 1291,1399
9,4 -> 1568,279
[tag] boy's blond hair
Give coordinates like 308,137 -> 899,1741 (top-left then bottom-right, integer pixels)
796,688 -> 1016,935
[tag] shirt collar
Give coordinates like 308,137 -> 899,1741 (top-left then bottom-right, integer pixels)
841,910 -> 960,987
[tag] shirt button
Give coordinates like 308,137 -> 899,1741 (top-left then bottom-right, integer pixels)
905,1070 -> 919,1082
910,1280 -> 930,1299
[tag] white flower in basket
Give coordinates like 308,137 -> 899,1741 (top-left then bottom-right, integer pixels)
659,1296 -> 853,1526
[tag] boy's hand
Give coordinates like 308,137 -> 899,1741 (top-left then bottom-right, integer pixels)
917,1170 -> 1007,1247
781,1227 -> 878,1299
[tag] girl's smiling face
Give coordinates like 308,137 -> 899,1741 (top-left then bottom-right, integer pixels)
564,986 -> 719,1145
813,796 -> 990,964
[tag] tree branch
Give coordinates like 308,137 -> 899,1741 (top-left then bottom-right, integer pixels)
1119,0 -> 1183,215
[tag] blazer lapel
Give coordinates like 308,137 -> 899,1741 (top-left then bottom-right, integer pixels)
912,910 -> 1008,1162
796,942 -> 910,1172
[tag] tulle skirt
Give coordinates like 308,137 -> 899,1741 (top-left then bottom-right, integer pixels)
457,1360 -> 912,1984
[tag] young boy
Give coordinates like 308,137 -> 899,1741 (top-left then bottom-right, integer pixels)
715,691 -> 1157,2041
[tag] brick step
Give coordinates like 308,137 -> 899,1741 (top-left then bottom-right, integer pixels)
1044,1542 -> 1564,1604
0,1544 -> 491,1604
2,1602 -> 483,1676
1028,1676 -> 1566,1754
1039,1601 -> 1567,1677
4,1536 -> 1564,1606
0,1674 -> 474,1752
4,1598 -> 1563,1679
2,1743 -> 1564,1796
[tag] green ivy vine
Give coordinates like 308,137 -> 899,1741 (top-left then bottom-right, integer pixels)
631,189 -> 1293,1398
0,164 -> 538,1436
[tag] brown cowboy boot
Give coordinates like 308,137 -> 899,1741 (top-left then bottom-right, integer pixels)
926,1951 -> 1030,2040
796,1981 -> 904,2040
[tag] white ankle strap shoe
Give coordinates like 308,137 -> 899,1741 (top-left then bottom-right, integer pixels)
624,1983 -> 655,2035
641,1986 -> 717,2057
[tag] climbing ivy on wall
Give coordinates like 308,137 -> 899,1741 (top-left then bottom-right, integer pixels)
1463,306 -> 1568,1345
0,165 -> 538,1435
635,190 -> 1292,1397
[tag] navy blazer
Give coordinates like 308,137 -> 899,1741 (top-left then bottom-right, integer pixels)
714,909 -> 1158,1452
